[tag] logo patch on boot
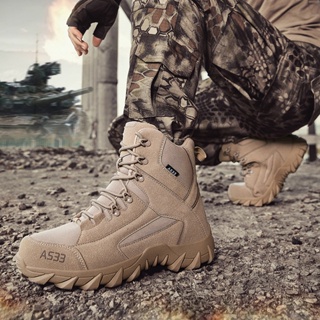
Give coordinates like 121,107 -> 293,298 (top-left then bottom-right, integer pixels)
40,250 -> 66,263
166,164 -> 179,177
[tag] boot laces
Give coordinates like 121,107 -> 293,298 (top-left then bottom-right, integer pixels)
74,133 -> 149,223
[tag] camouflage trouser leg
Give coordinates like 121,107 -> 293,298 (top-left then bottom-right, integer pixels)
122,0 -> 320,160
124,0 -> 205,143
199,0 -> 320,138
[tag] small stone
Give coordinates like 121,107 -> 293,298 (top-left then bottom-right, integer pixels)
47,187 -> 66,195
304,298 -> 318,304
109,299 -> 115,308
23,218 -> 34,225
0,200 -> 9,208
292,237 -> 303,245
78,162 -> 88,169
67,161 -> 77,169
286,289 -> 299,295
88,190 -> 99,197
18,203 -> 27,210
276,305 -> 287,312
37,201 -> 46,207
43,309 -> 51,319
88,167 -> 95,174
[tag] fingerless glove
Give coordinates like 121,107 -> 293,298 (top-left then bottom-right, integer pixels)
67,0 -> 121,39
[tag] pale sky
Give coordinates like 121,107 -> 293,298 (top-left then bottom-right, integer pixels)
0,0 -> 131,109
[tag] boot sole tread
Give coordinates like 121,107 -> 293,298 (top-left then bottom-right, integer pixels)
229,138 -> 308,207
15,235 -> 214,290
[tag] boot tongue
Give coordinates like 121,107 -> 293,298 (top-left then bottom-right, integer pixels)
84,122 -> 155,219
121,121 -> 155,147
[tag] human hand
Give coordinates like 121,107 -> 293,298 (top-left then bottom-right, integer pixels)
67,0 -> 120,55
67,27 -> 88,56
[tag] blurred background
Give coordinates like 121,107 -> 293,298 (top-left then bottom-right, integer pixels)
0,0 -> 131,150
0,0 -> 318,159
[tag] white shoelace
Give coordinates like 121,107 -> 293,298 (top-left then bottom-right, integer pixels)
74,133 -> 149,223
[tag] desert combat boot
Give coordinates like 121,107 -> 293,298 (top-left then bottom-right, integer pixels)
15,122 -> 214,290
219,135 -> 308,206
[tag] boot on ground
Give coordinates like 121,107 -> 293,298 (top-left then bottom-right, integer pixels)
219,136 -> 308,206
15,122 -> 214,290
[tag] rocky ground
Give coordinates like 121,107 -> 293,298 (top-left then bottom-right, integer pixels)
0,147 -> 319,320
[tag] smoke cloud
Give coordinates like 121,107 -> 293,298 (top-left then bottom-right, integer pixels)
43,0 -> 80,63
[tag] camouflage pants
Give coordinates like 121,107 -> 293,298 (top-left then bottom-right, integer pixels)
123,0 -> 320,161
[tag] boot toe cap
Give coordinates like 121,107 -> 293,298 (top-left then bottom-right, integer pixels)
228,182 -> 277,207
228,182 -> 253,199
16,226 -> 87,280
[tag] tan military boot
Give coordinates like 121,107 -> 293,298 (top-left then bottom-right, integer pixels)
219,136 -> 308,206
15,122 -> 214,290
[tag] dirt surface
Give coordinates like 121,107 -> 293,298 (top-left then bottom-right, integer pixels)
0,147 -> 319,320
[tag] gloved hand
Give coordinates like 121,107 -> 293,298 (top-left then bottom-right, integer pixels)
67,0 -> 121,56
67,0 -> 121,39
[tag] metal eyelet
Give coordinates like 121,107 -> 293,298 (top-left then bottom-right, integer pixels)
123,192 -> 133,203
138,156 -> 145,164
138,157 -> 148,165
113,210 -> 121,217
126,197 -> 133,203
109,203 -> 120,217
140,139 -> 151,147
135,173 -> 144,182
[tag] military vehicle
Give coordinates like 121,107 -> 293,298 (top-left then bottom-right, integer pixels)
0,61 -> 92,114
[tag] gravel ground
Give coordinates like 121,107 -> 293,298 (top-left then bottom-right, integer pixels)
0,147 -> 319,320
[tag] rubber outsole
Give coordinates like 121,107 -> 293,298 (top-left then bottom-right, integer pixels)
228,137 -> 308,207
15,235 -> 214,290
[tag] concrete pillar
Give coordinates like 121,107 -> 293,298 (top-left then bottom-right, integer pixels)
308,123 -> 318,161
97,21 -> 118,150
81,26 -> 97,150
82,20 -> 118,150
